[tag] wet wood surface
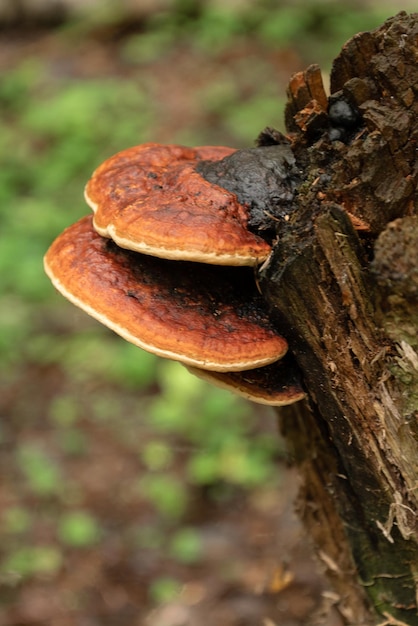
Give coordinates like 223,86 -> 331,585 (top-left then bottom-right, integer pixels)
262,12 -> 418,625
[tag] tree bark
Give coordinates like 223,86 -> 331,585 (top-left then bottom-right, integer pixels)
261,12 -> 418,625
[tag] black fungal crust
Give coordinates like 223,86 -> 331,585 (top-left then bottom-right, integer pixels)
196,135 -> 301,238
327,91 -> 361,142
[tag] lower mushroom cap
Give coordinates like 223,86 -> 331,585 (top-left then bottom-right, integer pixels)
44,216 -> 288,372
186,355 -> 305,406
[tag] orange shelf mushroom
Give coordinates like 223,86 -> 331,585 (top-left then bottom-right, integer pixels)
186,355 -> 305,406
45,139 -> 305,405
84,143 -> 272,266
44,216 -> 288,372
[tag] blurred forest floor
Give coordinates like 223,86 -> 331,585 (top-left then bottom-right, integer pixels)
0,2 -> 414,625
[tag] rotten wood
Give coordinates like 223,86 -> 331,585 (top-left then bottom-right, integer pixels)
261,12 -> 418,625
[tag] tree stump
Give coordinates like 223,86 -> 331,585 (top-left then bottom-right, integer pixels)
260,12 -> 418,625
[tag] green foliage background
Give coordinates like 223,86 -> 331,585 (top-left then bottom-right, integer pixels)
0,0 -> 408,603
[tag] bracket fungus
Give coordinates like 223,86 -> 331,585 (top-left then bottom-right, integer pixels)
44,216 -> 288,372
45,140 -> 306,406
84,143 -> 272,266
186,355 -> 305,406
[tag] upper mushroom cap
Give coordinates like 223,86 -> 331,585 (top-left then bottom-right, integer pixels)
84,143 -> 272,266
44,216 -> 288,372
